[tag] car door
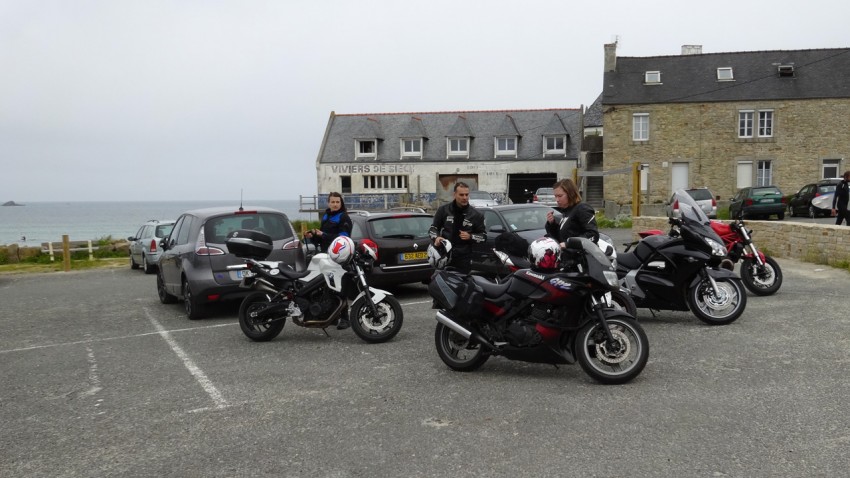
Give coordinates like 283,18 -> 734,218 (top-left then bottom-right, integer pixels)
730,189 -> 746,217
129,225 -> 145,262
471,209 -> 506,274
160,215 -> 191,292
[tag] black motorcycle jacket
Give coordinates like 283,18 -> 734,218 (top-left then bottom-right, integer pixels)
429,201 -> 486,256
545,202 -> 599,243
833,179 -> 850,210
312,208 -> 353,252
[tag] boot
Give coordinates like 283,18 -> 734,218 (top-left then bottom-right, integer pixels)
336,318 -> 350,330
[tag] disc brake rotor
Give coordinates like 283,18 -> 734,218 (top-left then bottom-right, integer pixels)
703,283 -> 732,309
595,328 -> 631,365
359,302 -> 392,332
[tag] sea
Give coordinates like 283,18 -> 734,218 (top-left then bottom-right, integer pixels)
0,200 -> 316,246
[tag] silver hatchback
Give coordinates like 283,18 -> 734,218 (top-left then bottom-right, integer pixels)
128,220 -> 175,274
665,188 -> 717,219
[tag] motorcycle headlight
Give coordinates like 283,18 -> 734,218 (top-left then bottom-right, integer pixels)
603,270 -> 619,288
705,237 -> 727,257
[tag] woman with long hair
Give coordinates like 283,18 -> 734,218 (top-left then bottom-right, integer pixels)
544,178 -> 599,248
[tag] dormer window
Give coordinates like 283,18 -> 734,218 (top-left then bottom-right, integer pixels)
778,65 -> 795,77
495,136 -> 517,158
400,138 -> 422,159
447,137 -> 469,159
645,71 -> 661,84
543,135 -> 566,155
717,67 -> 734,81
355,139 -> 377,160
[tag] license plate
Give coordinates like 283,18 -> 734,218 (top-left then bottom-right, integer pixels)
760,198 -> 775,203
400,251 -> 428,261
234,269 -> 254,279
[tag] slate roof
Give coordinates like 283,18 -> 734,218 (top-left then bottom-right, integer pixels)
603,48 -> 850,105
318,109 -> 582,163
583,93 -> 603,127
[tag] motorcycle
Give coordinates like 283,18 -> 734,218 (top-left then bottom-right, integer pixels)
429,236 -> 649,385
225,231 -> 403,343
617,189 -> 747,325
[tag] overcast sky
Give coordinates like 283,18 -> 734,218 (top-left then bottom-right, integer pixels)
2,0 -> 848,202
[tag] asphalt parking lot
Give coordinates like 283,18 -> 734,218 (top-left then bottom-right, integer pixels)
2,231 -> 849,477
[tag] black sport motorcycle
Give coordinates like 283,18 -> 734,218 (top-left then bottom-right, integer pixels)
429,236 -> 649,385
619,190 -> 747,325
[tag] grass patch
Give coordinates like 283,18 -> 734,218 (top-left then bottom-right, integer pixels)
0,257 -> 127,275
596,211 -> 632,228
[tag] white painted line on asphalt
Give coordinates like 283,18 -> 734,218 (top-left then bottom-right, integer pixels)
401,300 -> 432,306
0,323 -> 235,354
144,308 -> 228,410
82,345 -> 103,397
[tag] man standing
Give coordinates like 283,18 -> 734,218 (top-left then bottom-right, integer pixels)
833,170 -> 850,226
429,182 -> 486,273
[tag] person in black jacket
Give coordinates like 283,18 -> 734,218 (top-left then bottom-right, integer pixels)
305,192 -> 354,329
833,171 -> 850,226
544,178 -> 599,247
429,182 -> 486,274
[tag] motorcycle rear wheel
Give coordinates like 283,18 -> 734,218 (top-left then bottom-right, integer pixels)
238,292 -> 286,342
349,295 -> 403,344
575,313 -> 648,385
740,256 -> 782,296
687,277 -> 747,325
434,323 -> 490,372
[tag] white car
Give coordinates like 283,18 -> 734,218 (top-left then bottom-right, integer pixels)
468,190 -> 499,207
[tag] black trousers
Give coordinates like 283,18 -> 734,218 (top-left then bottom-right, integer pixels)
836,208 -> 850,226
448,254 -> 472,274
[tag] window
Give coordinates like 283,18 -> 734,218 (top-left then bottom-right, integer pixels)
632,113 -> 649,141
756,160 -> 772,186
823,159 -> 841,179
400,138 -> 422,159
356,140 -> 376,160
495,137 -> 517,157
447,137 -> 469,158
645,71 -> 661,83
738,111 -> 754,138
363,175 -> 408,190
341,175 -> 351,194
717,67 -> 734,81
758,110 -> 773,137
544,135 -> 566,155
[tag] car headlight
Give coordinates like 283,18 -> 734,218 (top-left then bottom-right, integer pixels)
603,270 -> 619,287
705,237 -> 727,257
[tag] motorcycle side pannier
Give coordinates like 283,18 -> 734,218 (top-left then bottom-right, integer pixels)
225,229 -> 273,259
428,270 -> 484,319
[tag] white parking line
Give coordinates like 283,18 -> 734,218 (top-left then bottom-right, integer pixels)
401,300 -> 433,306
144,308 -> 228,410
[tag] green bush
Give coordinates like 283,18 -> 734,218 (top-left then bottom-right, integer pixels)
292,219 -> 321,238
596,211 -> 632,229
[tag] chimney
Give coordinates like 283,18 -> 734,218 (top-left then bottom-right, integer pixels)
604,42 -> 618,72
681,45 -> 703,55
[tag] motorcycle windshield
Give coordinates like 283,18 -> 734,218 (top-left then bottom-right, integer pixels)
672,189 -> 725,245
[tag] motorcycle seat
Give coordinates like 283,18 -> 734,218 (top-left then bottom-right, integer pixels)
618,234 -> 670,270
274,267 -> 311,280
471,275 -> 511,298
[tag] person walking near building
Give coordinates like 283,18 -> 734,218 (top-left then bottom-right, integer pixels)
833,171 -> 850,226
305,192 -> 354,328
429,182 -> 486,274
545,178 -> 599,246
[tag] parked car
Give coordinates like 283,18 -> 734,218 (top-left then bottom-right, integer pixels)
157,206 -> 306,319
468,190 -> 499,207
729,186 -> 786,220
471,204 -> 555,275
128,219 -> 175,274
532,187 -> 557,206
788,178 -> 843,218
664,187 -> 717,219
347,209 -> 435,287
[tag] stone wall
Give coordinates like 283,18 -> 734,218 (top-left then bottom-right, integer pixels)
632,216 -> 850,266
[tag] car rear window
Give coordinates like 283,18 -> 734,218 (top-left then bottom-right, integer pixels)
368,216 -> 433,239
535,188 -> 553,195
687,189 -> 713,201
204,213 -> 293,243
818,184 -> 837,193
752,187 -> 782,197
155,224 -> 175,238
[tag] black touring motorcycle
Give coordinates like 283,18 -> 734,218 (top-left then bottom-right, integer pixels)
429,236 -> 649,385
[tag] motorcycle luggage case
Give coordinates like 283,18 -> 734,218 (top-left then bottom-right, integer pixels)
225,229 -> 273,259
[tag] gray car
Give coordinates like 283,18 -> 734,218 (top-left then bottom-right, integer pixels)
533,187 -> 557,206
156,206 -> 306,319
128,219 -> 175,274
664,187 -> 717,219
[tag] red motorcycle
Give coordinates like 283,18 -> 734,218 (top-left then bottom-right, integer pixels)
635,218 -> 782,296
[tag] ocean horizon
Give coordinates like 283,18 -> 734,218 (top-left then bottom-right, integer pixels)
0,199 -> 317,246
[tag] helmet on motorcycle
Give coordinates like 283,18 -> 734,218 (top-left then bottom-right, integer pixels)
427,240 -> 452,269
359,238 -> 379,261
528,237 -> 561,271
328,236 -> 355,264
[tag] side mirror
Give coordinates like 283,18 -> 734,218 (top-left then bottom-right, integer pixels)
160,238 -> 169,251
127,236 -> 136,241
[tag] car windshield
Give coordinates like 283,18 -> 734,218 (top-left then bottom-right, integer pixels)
469,191 -> 491,199
672,189 -> 710,225
369,216 -> 433,239
752,187 -> 782,198
205,213 -> 293,243
155,224 -> 175,237
687,189 -> 713,201
500,207 -> 551,232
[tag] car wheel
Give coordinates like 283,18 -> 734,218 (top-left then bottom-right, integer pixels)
157,269 -> 178,304
130,254 -> 139,270
789,204 -> 797,217
777,211 -> 785,220
142,254 -> 155,274
182,278 -> 205,320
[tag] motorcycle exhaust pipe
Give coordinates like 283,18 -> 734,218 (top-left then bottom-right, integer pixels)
435,311 -> 498,352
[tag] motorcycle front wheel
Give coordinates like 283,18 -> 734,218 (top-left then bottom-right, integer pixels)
434,323 -> 490,372
606,289 -> 638,317
575,313 -> 648,385
238,292 -> 286,342
349,295 -> 403,343
740,256 -> 782,296
687,277 -> 747,325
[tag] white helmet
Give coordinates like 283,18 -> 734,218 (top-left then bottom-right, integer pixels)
328,236 -> 355,264
427,240 -> 452,269
528,237 -> 561,271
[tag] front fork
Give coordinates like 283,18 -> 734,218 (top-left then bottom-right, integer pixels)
354,264 -> 383,319
738,228 -> 766,266
590,295 -> 618,346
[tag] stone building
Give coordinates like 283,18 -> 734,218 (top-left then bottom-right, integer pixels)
312,109 -> 582,210
601,43 -> 850,207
